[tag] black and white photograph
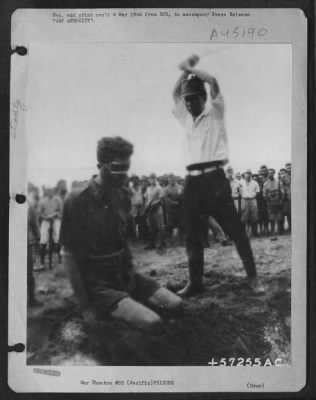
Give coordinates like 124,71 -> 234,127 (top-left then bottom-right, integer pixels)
8,8 -> 307,393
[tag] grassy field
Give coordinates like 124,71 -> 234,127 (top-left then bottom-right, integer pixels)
27,235 -> 291,366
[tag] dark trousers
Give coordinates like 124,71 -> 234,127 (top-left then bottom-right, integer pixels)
183,169 -> 257,284
146,208 -> 165,248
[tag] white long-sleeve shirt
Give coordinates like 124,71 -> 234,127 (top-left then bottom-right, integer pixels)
173,94 -> 229,167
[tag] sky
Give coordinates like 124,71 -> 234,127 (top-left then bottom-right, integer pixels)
25,43 -> 291,187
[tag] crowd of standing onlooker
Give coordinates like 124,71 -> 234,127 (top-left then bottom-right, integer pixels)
126,162 -> 292,248
227,163 -> 291,238
26,163 -> 291,305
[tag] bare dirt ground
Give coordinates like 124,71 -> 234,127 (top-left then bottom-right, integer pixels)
27,235 -> 291,366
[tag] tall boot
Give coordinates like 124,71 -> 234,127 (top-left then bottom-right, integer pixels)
239,255 -> 265,294
177,248 -> 204,297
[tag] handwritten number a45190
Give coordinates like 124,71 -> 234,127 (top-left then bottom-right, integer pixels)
210,27 -> 268,40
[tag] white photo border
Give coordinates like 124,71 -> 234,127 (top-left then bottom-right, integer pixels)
8,8 -> 307,393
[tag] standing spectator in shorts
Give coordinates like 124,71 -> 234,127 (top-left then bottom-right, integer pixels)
240,169 -> 260,237
164,174 -> 182,244
130,176 -> 144,240
38,188 -> 62,269
139,176 -> 150,241
263,168 -> 282,235
55,179 -> 68,261
279,168 -> 291,233
257,172 -> 269,235
144,173 -> 165,250
226,166 -> 242,216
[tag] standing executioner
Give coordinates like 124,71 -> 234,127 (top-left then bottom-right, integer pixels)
60,137 -> 182,330
172,55 -> 264,296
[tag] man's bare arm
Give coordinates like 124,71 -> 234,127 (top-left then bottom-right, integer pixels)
173,54 -> 200,103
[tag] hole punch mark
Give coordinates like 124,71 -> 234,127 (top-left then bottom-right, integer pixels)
8,343 -> 25,353
15,194 -> 26,204
12,46 -> 28,56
